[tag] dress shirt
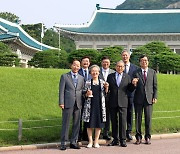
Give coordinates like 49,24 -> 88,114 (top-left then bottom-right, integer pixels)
116,72 -> 122,87
102,68 -> 109,81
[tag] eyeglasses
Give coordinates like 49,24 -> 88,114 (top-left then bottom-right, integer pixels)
116,65 -> 124,68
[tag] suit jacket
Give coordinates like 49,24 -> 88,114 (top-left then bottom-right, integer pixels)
99,68 -> 115,81
78,68 -> 92,81
133,68 -> 157,105
59,72 -> 84,109
126,63 -> 138,98
107,72 -> 135,108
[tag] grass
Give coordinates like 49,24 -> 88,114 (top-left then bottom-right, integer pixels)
0,67 -> 180,146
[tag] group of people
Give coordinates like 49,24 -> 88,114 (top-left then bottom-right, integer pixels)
59,50 -> 157,150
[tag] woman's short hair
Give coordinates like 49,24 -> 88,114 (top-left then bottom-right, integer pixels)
89,64 -> 100,74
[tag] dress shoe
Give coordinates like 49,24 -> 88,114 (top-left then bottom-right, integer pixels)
103,135 -> 111,140
134,139 -> 142,145
120,140 -> 127,147
70,143 -> 81,149
86,143 -> 93,148
60,145 -> 66,150
126,133 -> 133,141
108,140 -> 119,146
94,143 -> 100,148
145,138 -> 151,145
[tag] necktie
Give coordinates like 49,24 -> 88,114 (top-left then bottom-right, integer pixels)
73,74 -> 78,87
143,70 -> 147,81
116,74 -> 121,87
84,70 -> 87,81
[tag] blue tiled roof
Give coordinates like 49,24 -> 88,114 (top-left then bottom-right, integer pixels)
0,18 -> 56,50
0,33 -> 17,40
59,9 -> 180,34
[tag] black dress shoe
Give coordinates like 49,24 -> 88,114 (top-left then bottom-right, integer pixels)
70,143 -> 81,149
134,139 -> 142,145
120,140 -> 127,147
145,138 -> 151,145
126,133 -> 133,141
60,145 -> 66,150
108,140 -> 119,146
103,135 -> 111,140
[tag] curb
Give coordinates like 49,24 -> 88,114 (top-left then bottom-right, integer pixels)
0,133 -> 180,152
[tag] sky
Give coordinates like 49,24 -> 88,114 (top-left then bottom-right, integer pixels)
0,0 -> 126,28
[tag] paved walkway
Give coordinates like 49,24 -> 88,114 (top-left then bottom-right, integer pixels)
1,138 -> 180,154
0,133 -> 180,153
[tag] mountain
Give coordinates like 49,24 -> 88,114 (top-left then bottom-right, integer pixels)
116,0 -> 180,9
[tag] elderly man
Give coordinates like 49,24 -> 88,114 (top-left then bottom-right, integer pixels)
107,61 -> 138,147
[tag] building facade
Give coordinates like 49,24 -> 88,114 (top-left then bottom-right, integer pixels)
0,18 -> 56,67
55,5 -> 180,54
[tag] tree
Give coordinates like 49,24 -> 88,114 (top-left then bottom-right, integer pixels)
28,49 -> 69,68
0,42 -> 19,66
68,49 -> 100,65
100,46 -> 123,68
0,12 -> 20,23
131,41 -> 180,73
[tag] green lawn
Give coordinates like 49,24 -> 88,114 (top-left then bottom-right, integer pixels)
0,67 -> 180,146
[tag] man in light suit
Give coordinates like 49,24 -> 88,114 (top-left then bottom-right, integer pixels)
59,59 -> 84,150
107,61 -> 137,147
121,50 -> 138,141
99,56 -> 115,140
133,55 -> 157,145
78,56 -> 92,141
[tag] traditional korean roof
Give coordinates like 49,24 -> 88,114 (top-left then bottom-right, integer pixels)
0,18 -> 56,51
55,6 -> 180,35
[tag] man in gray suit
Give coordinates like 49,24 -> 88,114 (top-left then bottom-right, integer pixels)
121,50 -> 138,141
59,59 -> 84,150
99,56 -> 115,140
133,55 -> 157,145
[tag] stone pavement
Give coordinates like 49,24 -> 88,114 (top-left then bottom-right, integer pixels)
0,133 -> 180,153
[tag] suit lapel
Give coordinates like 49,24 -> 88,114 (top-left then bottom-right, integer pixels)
112,73 -> 118,87
119,73 -> 126,88
138,69 -> 146,85
67,72 -> 75,88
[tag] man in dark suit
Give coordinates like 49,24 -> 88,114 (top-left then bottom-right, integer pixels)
99,56 -> 115,140
121,50 -> 138,141
133,55 -> 157,145
107,61 -> 138,147
59,59 -> 84,150
78,56 -> 91,141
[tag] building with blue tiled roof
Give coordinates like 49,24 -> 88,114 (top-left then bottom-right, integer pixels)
0,18 -> 56,67
55,5 -> 180,54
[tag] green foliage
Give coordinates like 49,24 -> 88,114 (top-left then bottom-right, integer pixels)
99,46 -> 123,68
68,49 -> 100,65
0,42 -> 20,66
21,25 -> 76,53
28,49 -> 69,69
131,41 -> 180,73
116,0 -> 180,10
0,12 -> 20,23
21,23 -> 42,42
0,42 -> 12,53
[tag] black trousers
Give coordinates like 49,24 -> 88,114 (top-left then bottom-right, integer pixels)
110,107 -> 127,141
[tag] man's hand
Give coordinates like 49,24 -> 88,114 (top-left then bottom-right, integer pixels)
59,104 -> 64,109
152,98 -> 157,104
132,78 -> 139,86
